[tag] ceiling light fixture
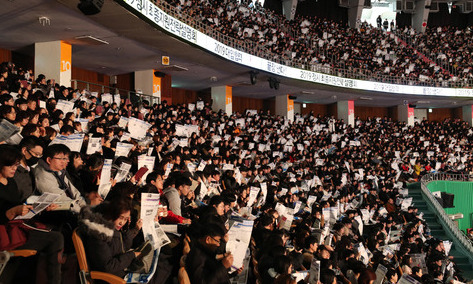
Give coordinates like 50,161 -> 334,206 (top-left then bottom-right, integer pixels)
38,16 -> 50,26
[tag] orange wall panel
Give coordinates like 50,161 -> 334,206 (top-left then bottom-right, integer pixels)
453,107 -> 462,120
232,96 -> 265,114
327,103 -> 337,118
0,48 -> 12,63
172,88 -> 197,105
71,67 -> 110,93
116,73 -> 133,91
161,75 -> 172,104
301,103 -> 328,116
427,108 -> 455,122
355,106 -> 389,120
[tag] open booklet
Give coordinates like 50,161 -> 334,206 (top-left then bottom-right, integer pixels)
0,119 -> 20,143
16,193 -> 61,220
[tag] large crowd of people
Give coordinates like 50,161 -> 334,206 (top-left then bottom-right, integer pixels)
398,26 -> 473,84
0,61 -> 472,284
156,0 -> 473,87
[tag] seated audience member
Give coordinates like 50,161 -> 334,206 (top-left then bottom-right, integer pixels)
34,144 -> 86,212
77,153 -> 104,205
145,170 -> 190,224
185,222 -> 234,284
14,135 -> 44,201
0,145 -> 64,284
78,198 -> 144,278
0,64 -> 469,284
163,172 -> 192,217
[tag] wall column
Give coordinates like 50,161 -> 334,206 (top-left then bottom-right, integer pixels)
275,95 -> 294,121
281,0 -> 298,20
337,100 -> 355,126
134,70 -> 162,104
398,104 -> 415,126
412,0 -> 431,33
211,86 -> 232,115
35,41 -> 71,87
462,105 -> 473,125
347,0 -> 364,29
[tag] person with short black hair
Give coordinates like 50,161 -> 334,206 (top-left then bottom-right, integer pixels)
13,135 -> 44,201
21,123 -> 40,137
34,144 -> 86,212
302,235 -> 318,268
0,93 -> 14,106
0,104 -> 16,123
320,268 -> 336,284
163,173 -> 191,217
185,222 -> 233,284
59,124 -> 74,136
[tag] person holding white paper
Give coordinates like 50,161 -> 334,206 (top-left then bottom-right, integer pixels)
78,198 -> 145,278
186,222 -> 234,284
0,144 -> 64,284
35,144 -> 86,212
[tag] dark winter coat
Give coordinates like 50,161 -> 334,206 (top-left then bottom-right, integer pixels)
78,205 -> 139,277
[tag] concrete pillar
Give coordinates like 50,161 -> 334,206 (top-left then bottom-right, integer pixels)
275,95 -> 294,121
337,100 -> 355,127
281,0 -> 298,20
211,86 -> 232,115
398,104 -> 415,126
348,0 -> 364,29
35,41 -> 71,87
134,70 -> 162,104
462,105 -> 473,126
412,0 -> 431,33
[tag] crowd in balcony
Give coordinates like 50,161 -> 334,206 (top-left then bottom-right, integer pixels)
158,0 -> 473,87
0,62 -> 471,284
401,25 -> 473,84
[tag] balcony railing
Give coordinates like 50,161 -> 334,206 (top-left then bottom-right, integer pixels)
153,0 -> 473,88
70,80 -> 160,105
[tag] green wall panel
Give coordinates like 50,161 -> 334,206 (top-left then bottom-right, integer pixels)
427,181 -> 473,232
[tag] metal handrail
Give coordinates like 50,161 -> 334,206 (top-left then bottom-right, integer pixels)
420,173 -> 473,265
153,0 -> 473,88
70,79 -> 160,105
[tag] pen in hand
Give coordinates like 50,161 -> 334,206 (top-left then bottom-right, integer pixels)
23,202 -> 36,215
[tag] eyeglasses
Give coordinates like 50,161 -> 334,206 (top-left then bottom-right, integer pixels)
210,236 -> 221,244
27,149 -> 42,158
52,157 -> 69,161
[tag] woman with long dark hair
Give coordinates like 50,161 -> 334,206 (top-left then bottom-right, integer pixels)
78,197 -> 143,277
0,145 -> 63,284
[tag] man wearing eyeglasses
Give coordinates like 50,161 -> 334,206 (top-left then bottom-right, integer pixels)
34,144 -> 86,213
185,223 -> 234,284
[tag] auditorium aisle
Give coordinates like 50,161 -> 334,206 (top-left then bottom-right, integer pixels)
407,183 -> 473,280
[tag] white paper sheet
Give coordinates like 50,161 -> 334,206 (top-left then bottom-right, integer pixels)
98,159 -> 113,198
226,220 -> 253,272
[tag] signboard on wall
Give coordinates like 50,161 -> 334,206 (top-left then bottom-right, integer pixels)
120,0 -> 473,98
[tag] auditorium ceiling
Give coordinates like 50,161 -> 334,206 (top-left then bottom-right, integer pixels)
1,0 -> 472,108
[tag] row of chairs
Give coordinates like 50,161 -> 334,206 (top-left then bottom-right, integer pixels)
2,230 -> 222,284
